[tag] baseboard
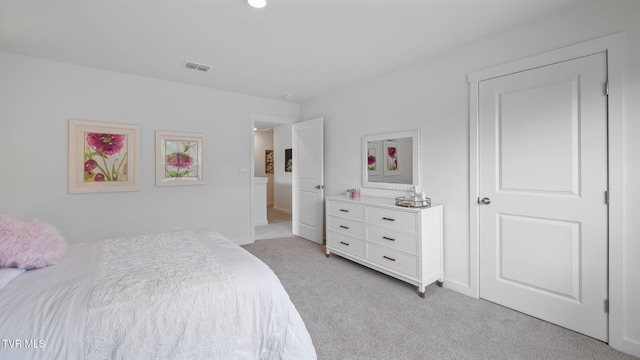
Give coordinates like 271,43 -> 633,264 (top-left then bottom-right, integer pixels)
254,220 -> 268,226
273,207 -> 291,215
611,338 -> 640,358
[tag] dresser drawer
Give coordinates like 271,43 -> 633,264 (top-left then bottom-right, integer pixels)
367,225 -> 418,255
367,243 -> 418,277
327,216 -> 364,239
328,232 -> 365,258
366,207 -> 416,234
327,200 -> 364,221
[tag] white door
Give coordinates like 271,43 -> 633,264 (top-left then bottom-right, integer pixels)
478,53 -> 608,341
292,117 -> 324,243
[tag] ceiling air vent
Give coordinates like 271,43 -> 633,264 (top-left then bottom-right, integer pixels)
184,61 -> 211,72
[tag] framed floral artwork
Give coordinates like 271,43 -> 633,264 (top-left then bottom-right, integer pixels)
68,120 -> 140,194
367,142 -> 381,176
156,131 -> 205,186
383,140 -> 401,176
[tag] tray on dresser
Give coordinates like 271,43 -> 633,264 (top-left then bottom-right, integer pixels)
395,196 -> 431,208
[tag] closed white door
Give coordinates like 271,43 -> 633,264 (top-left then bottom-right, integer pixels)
292,117 -> 324,243
479,53 -> 608,341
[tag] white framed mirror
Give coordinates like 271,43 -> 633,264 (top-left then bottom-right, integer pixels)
362,129 -> 420,191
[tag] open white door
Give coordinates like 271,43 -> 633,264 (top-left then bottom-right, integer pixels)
292,117 -> 324,243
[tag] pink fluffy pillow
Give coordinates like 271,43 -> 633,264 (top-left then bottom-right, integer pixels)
0,216 -> 67,269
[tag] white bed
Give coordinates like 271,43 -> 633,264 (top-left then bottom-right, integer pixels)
0,229 -> 316,359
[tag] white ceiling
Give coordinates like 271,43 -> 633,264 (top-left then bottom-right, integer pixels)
0,0 -> 582,103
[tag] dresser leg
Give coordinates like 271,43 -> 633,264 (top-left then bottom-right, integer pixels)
418,284 -> 426,298
436,280 -> 444,287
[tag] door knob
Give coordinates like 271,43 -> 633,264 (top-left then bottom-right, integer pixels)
315,185 -> 324,189
479,197 -> 491,205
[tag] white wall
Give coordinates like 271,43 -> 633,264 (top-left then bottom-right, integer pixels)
253,130 -> 274,205
273,124 -> 292,214
301,0 -> 640,355
0,52 -> 299,244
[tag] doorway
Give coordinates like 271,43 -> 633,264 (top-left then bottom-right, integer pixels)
251,113 -> 295,241
255,206 -> 293,240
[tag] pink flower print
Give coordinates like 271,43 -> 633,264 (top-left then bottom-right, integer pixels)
166,152 -> 193,169
84,159 -> 98,172
387,147 -> 396,158
368,155 -> 376,166
86,133 -> 125,155
94,173 -> 105,181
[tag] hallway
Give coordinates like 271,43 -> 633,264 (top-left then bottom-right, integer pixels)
255,207 -> 293,240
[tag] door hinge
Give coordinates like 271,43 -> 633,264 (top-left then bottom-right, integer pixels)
605,190 -> 609,205
605,81 -> 609,96
604,299 -> 609,313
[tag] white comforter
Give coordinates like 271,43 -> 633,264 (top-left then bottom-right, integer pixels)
0,229 -> 316,360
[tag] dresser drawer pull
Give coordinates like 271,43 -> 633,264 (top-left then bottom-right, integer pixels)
382,236 -> 396,241
339,225 -> 350,229
340,241 -> 350,246
339,209 -> 349,212
382,217 -> 395,221
383,255 -> 396,262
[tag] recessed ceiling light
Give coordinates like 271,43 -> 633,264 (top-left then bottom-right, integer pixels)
284,93 -> 293,99
247,0 -> 266,8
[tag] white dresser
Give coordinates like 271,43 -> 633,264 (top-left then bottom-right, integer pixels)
325,195 -> 443,297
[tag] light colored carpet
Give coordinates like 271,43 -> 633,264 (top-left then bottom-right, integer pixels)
255,220 -> 293,240
243,236 -> 637,360
255,206 -> 293,240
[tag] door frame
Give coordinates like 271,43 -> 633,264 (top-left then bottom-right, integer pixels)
249,112 -> 295,243
468,33 -> 624,347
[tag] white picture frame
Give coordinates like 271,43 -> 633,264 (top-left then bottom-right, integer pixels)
156,130 -> 205,186
383,140 -> 401,176
68,120 -> 140,194
367,142 -> 382,176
